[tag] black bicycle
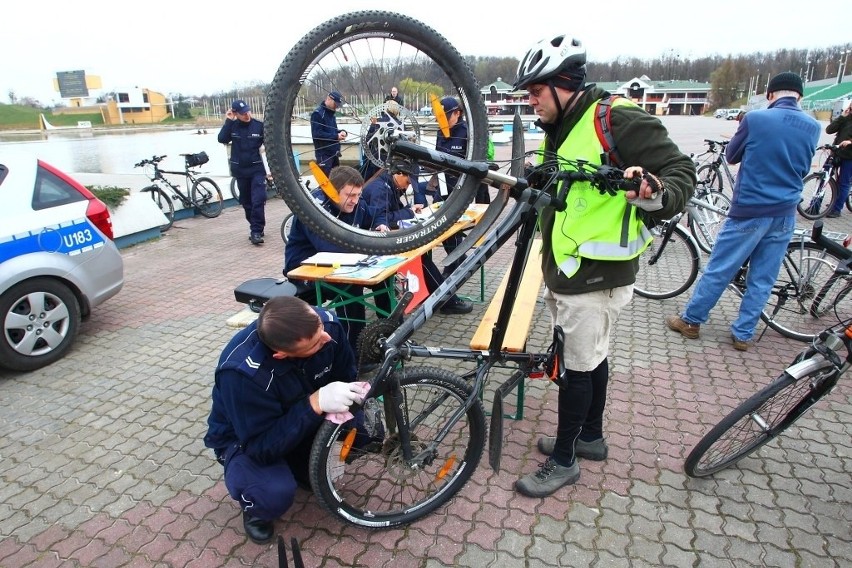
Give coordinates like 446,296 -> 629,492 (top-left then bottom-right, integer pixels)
798,144 -> 843,220
684,221 -> 851,477
134,153 -> 223,231
261,12 -> 658,530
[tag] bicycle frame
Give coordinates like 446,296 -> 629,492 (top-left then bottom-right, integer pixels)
152,164 -> 201,207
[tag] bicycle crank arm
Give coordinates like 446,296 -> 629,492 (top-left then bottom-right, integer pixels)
488,370 -> 525,472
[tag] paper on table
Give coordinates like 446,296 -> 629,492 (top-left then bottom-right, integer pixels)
301,252 -> 369,266
329,256 -> 404,279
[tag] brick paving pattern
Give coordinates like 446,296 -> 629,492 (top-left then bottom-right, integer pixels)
1,117 -> 850,567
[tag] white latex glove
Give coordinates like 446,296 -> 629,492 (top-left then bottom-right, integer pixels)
317,381 -> 370,413
626,190 -> 665,212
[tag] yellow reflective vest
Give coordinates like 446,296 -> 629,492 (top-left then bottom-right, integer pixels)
544,98 -> 653,278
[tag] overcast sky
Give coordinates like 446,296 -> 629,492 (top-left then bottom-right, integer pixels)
3,1 -> 848,105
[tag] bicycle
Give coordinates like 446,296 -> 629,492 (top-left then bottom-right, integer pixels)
280,212 -> 295,243
134,153 -> 223,231
692,139 -> 737,195
798,144 -> 843,220
683,220 -> 851,477
229,175 -> 285,201
263,12 -> 654,527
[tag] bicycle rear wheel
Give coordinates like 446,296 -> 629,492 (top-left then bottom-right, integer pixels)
760,241 -> 851,341
191,177 -> 223,218
280,213 -> 295,243
688,189 -> 731,254
797,173 -> 835,220
309,366 -> 486,529
265,11 -> 488,255
229,178 -> 239,200
141,185 -> 174,231
634,221 -> 700,300
696,164 -> 723,192
684,354 -> 838,477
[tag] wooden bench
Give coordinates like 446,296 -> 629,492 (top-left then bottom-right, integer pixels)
470,240 -> 544,420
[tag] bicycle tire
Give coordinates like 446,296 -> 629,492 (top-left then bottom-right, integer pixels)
264,11 -> 488,255
688,190 -> 731,254
684,354 -> 838,477
696,164 -> 723,192
229,178 -> 239,200
811,276 -> 852,318
797,173 -> 835,220
760,241 -> 851,342
308,366 -> 486,529
191,177 -> 223,218
634,221 -> 700,300
280,213 -> 295,243
141,185 -> 174,231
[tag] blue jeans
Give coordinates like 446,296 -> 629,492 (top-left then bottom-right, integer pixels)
830,159 -> 852,214
681,215 -> 795,341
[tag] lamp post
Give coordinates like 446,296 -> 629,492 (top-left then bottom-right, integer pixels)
838,50 -> 850,85
805,60 -> 812,84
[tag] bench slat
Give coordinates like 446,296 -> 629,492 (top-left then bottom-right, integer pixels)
470,240 -> 543,351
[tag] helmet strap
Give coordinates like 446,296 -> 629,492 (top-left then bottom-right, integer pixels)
548,79 -> 586,118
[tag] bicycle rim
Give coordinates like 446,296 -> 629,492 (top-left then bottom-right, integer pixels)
280,213 -> 294,243
229,178 -> 239,200
634,222 -> 699,300
684,358 -> 836,477
265,11 -> 487,254
191,177 -> 223,218
143,185 -> 174,231
797,173 -> 834,220
689,190 -> 731,254
762,241 -> 851,341
308,366 -> 486,529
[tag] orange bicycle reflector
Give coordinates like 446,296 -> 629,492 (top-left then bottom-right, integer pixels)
430,93 -> 450,139
309,161 -> 340,203
436,455 -> 457,481
339,428 -> 358,462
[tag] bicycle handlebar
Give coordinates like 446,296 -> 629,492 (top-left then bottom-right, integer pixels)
134,155 -> 168,168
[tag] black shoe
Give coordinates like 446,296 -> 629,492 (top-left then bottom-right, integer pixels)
250,233 -> 264,245
827,211 -> 841,218
242,511 -> 274,544
440,296 -> 473,315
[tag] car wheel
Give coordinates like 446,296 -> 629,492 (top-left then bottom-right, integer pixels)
0,278 -> 81,372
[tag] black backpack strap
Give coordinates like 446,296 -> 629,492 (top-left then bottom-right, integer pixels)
594,95 -> 624,168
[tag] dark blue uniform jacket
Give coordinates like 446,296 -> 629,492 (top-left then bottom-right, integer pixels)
434,119 -> 468,198
218,117 -> 265,178
310,103 -> 342,161
203,307 -> 356,465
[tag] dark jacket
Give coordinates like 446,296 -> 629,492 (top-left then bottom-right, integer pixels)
218,117 -> 265,178
538,85 -> 696,295
284,190 -> 375,275
434,119 -> 468,198
725,97 -> 820,218
362,171 -> 417,229
826,113 -> 852,160
311,103 -> 342,160
203,307 -> 356,465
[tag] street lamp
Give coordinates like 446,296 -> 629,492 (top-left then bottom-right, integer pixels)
805,60 -> 811,84
838,50 -> 850,85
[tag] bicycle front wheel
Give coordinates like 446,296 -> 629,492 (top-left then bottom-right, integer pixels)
141,185 -> 174,231
229,178 -> 239,200
191,177 -> 223,218
684,354 -> 838,477
797,173 -> 835,220
265,11 -> 488,255
688,190 -> 731,254
309,366 -> 486,529
761,241 -> 851,341
634,221 -> 700,300
280,213 -> 295,243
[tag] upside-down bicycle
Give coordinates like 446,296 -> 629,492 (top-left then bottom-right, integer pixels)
262,11 -> 664,529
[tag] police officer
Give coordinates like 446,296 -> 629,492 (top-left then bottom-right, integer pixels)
311,91 -> 348,176
218,99 -> 268,245
204,296 -> 370,544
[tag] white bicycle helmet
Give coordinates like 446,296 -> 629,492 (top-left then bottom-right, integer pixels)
513,34 -> 586,90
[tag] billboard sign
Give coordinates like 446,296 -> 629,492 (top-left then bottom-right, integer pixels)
56,70 -> 89,98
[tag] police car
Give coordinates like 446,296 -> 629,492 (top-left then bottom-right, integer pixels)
0,157 -> 124,372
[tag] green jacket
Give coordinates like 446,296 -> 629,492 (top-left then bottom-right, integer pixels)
538,86 -> 696,294
826,114 -> 852,160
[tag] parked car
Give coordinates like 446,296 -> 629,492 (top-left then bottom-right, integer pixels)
725,109 -> 744,120
0,158 -> 124,372
714,108 -> 730,118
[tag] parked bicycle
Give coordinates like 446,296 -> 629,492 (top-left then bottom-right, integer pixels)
798,144 -> 843,220
692,139 -> 737,195
134,153 -> 223,231
229,175 -> 284,201
684,220 -> 851,477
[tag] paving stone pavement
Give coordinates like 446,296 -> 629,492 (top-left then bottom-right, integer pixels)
1,118 -> 851,567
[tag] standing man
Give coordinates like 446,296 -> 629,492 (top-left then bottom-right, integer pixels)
219,99 -> 268,245
826,102 -> 852,218
203,296 -> 370,544
511,34 -> 695,497
311,91 -> 348,176
385,86 -> 404,106
667,72 -> 820,348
